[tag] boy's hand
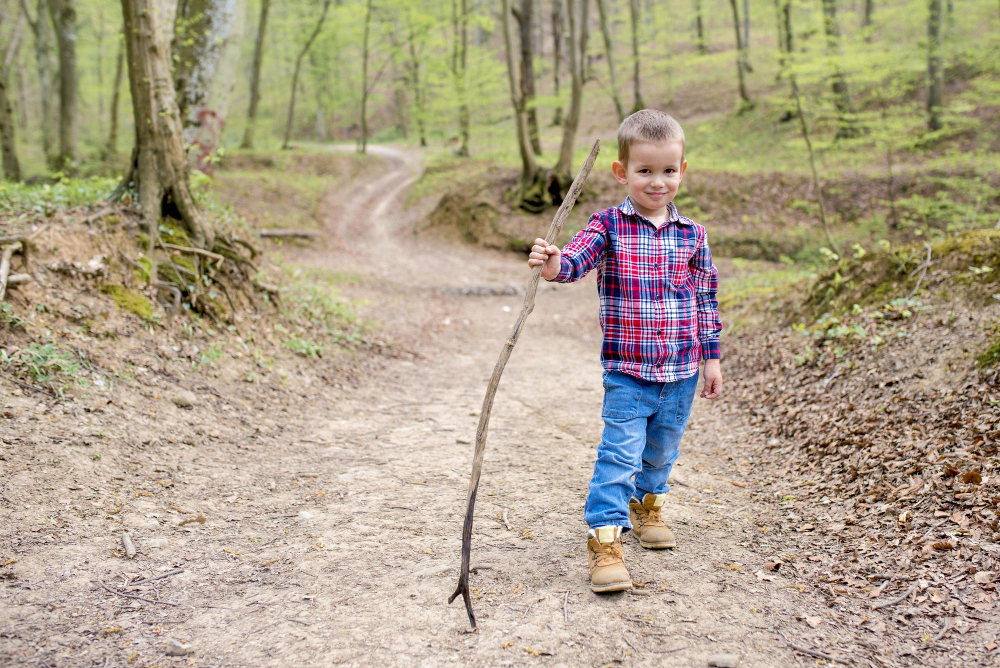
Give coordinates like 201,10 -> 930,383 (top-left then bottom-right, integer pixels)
701,359 -> 722,399
527,238 -> 562,281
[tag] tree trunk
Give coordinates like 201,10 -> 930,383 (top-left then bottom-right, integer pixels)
358,0 -> 372,153
926,0 -> 943,131
728,0 -> 752,111
118,0 -> 212,251
283,0 -> 332,150
552,0 -> 587,190
789,72 -> 838,255
628,0 -> 643,112
173,0 -> 241,167
241,0 -> 270,149
21,0 -> 55,160
512,0 -> 542,156
595,0 -> 624,121
820,0 -> 858,138
551,0 -> 564,125
405,22 -> 427,147
47,0 -> 77,170
105,33 -> 124,158
742,0 -> 750,54
862,0 -> 873,41
694,0 -> 707,54
0,71 -> 22,181
457,0 -> 470,156
502,0 -> 540,198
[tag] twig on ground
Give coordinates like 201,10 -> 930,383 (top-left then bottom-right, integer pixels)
121,533 -> 136,559
872,584 -> 918,610
0,372 -> 58,398
563,591 -> 569,624
787,641 -> 850,664
907,243 -> 933,298
930,617 -> 951,643
258,229 -> 321,239
92,580 -> 180,606
158,241 -> 226,264
128,569 -> 184,588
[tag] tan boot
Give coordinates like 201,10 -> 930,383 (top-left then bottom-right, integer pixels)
587,526 -> 632,593
629,493 -> 677,549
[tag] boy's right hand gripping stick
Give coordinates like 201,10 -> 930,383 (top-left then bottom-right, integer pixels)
449,140 -> 601,631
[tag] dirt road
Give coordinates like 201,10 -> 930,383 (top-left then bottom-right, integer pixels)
1,147 -> 852,666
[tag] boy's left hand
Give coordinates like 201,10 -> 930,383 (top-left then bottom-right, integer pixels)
701,359 -> 722,399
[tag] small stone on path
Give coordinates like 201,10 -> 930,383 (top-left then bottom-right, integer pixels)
165,639 -> 193,656
170,390 -> 198,409
707,653 -> 740,668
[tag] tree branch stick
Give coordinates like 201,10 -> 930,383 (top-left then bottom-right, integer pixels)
449,139 -> 600,630
91,580 -> 180,606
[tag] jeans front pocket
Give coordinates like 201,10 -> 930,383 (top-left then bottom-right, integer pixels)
602,370 -> 642,419
674,372 -> 700,424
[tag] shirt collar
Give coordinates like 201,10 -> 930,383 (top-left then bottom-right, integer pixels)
616,197 -> 688,226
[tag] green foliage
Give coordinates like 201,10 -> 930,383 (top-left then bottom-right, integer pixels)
979,326 -> 1000,369
0,177 -> 118,216
1,343 -> 81,386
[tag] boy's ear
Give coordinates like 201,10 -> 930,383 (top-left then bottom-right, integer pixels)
679,160 -> 688,180
611,160 -> 628,185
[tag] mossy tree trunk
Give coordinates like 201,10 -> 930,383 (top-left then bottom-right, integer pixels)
118,0 -> 212,250
551,0 -> 588,196
728,0 -> 753,111
105,32 -> 124,158
512,0 -> 542,156
241,0 -> 270,149
22,0 -> 56,161
502,0 -> 543,208
694,0 -> 707,54
0,69 -> 22,181
405,19 -> 428,147
47,0 -> 77,170
551,0 -> 564,126
926,0 -> 943,131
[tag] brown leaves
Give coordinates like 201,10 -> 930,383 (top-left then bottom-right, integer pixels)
962,470 -> 982,485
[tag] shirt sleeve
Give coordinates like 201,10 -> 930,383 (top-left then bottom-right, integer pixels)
552,211 -> 608,283
690,227 -> 722,360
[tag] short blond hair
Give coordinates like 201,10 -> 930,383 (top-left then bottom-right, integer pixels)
617,109 -> 685,165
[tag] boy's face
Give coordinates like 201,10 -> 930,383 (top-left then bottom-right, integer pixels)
611,140 -> 687,217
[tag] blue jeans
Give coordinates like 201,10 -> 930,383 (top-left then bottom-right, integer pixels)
584,369 -> 700,529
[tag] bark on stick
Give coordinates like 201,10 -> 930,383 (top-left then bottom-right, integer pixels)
449,139 -> 600,630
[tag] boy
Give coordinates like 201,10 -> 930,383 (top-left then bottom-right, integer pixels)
527,109 -> 722,592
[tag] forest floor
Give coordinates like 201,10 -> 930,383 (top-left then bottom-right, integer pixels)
1,146 -> 997,667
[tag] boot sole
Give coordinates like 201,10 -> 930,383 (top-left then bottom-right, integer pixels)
591,580 -> 633,593
637,538 -> 676,549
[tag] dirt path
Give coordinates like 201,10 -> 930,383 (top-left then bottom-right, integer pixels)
1,147 -> 862,667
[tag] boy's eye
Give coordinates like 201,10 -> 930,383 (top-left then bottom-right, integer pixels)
639,169 -> 650,174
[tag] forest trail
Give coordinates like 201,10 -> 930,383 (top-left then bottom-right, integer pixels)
2,148 -> 863,667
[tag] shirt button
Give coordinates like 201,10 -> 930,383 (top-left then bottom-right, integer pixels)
657,329 -> 664,335
652,263 -> 659,268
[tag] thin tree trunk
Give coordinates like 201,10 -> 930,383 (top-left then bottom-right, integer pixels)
789,72 -> 838,255
117,0 -> 212,251
105,32 -> 123,158
728,0 -> 752,110
926,0 -> 943,131
595,0 -> 624,121
405,22 -> 427,147
96,7 -> 105,140
551,0 -> 564,125
21,0 -> 55,160
241,0 -> 270,149
628,0 -> 643,112
552,0 -> 587,189
512,0 -> 542,156
358,0 -> 372,153
820,0 -> 858,138
458,0 -> 470,156
47,0 -> 78,170
862,0 -> 873,41
0,71 -> 22,181
283,0 -> 332,150
694,0 -> 707,54
502,0 -> 539,195
774,0 -> 796,120
742,0 -> 750,54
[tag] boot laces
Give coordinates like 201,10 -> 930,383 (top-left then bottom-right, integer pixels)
592,539 -> 624,567
638,505 -> 664,528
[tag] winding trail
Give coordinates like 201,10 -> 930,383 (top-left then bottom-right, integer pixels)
0,145 -> 841,667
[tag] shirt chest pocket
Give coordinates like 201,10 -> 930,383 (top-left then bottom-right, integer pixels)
666,236 -> 698,288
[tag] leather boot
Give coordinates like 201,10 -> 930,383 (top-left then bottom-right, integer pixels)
587,526 -> 632,593
629,493 -> 677,548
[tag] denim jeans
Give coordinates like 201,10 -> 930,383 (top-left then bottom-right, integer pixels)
583,369 -> 700,529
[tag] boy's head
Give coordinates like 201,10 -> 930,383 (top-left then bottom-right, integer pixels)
612,110 -> 687,217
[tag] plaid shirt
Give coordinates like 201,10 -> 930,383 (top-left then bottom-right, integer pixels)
553,197 -> 721,383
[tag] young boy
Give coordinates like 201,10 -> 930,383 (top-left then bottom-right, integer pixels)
527,109 -> 723,592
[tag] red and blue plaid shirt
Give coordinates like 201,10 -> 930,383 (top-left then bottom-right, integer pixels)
553,197 -> 722,383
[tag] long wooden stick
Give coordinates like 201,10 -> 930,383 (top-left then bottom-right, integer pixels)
449,140 -> 600,630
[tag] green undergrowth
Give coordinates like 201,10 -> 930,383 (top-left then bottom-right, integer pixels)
979,326 -> 1000,369
271,263 -> 365,357
804,229 -> 1000,321
0,343 -> 83,395
101,284 -> 156,323
0,176 -> 118,218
